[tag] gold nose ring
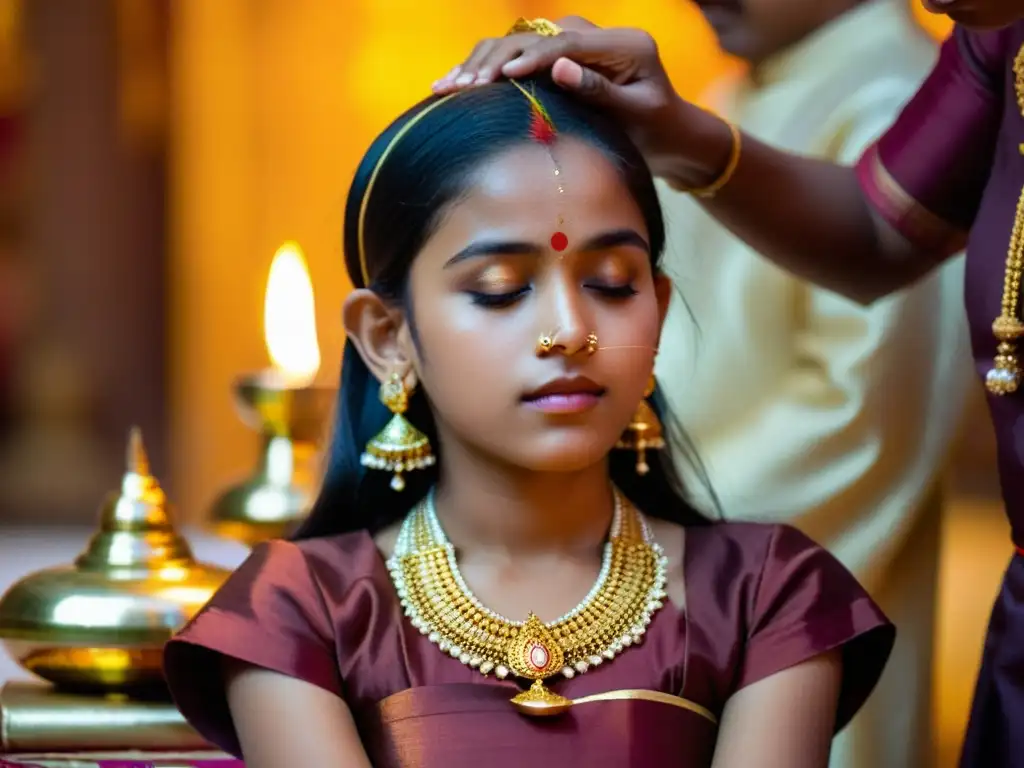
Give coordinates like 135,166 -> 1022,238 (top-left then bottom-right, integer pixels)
537,333 -> 556,356
585,333 -> 598,355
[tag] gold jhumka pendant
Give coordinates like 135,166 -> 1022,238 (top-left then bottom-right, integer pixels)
506,615 -> 573,716
986,316 -> 1024,395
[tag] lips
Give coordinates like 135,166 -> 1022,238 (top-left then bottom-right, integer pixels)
522,376 -> 606,414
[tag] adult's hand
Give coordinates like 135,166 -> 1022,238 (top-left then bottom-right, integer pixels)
432,16 -> 706,166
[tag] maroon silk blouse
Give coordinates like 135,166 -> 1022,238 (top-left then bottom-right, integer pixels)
163,522 -> 892,766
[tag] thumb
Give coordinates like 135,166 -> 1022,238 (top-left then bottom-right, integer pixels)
551,58 -> 618,105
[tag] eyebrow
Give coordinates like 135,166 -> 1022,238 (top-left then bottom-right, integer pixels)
443,228 -> 650,268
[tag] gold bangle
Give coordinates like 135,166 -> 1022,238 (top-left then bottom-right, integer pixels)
507,17 -> 563,37
681,118 -> 741,199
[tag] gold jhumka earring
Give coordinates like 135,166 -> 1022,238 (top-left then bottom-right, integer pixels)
360,372 -> 435,491
616,375 -> 665,475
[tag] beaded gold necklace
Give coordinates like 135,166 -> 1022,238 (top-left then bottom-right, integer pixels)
987,45 -> 1024,395
387,489 -> 667,716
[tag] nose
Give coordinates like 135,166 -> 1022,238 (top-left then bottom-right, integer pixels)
536,277 -> 594,358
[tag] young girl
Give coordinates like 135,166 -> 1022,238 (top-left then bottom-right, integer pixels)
163,76 -> 893,768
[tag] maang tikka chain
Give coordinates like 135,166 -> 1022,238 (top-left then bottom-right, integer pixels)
509,80 -> 568,254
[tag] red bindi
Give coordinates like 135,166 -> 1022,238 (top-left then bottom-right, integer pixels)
550,232 -> 568,252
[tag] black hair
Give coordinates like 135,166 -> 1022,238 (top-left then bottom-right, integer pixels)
293,75 -> 718,540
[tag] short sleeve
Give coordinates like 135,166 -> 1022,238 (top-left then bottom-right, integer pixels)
737,525 -> 895,732
163,539 -> 342,757
856,25 -> 1008,257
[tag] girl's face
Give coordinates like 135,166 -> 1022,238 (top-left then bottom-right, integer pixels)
396,139 -> 669,474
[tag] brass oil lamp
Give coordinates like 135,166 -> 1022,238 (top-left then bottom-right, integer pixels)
0,428 -> 230,692
209,374 -> 334,545
210,241 -> 335,546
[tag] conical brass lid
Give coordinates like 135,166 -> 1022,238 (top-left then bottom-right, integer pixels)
0,428 -> 230,691
75,426 -> 195,571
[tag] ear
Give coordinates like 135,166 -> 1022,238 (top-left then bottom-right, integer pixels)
653,272 -> 672,333
342,289 -> 415,385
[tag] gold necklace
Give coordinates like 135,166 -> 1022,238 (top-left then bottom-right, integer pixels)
387,489 -> 668,717
987,45 -> 1024,395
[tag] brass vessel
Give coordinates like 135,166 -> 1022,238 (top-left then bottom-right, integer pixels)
209,373 -> 334,545
0,429 -> 230,692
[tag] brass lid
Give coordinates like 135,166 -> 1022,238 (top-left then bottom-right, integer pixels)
75,426 -> 195,571
0,428 -> 229,649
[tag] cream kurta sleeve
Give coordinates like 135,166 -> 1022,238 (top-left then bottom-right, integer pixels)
658,79 -> 972,587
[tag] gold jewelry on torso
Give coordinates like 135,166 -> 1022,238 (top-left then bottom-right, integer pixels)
987,45 -> 1024,395
387,489 -> 668,716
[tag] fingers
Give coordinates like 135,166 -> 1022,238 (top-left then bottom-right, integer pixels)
551,58 -> 615,106
499,32 -> 586,79
433,37 -> 504,91
500,28 -> 649,80
551,58 -> 585,90
434,35 -> 538,92
432,17 -> 603,93
433,24 -> 654,94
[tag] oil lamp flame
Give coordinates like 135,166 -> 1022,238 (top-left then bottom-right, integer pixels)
264,241 -> 321,387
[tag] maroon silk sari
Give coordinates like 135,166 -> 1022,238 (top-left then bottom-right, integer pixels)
856,22 -> 1024,768
163,523 -> 891,766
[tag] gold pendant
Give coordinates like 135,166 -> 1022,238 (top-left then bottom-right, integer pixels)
506,614 -> 572,717
510,680 -> 573,717
986,339 -> 1023,396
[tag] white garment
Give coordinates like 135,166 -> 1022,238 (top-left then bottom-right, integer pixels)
655,3 -> 973,766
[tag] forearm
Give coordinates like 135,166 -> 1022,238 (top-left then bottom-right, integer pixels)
654,102 -> 935,304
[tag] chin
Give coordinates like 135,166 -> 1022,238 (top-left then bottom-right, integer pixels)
949,11 -> 1018,27
510,434 -> 615,474
710,28 -> 751,60
927,2 -> 1024,27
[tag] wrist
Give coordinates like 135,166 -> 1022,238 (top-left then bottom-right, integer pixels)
648,99 -> 734,190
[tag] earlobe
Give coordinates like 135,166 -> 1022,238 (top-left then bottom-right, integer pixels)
342,289 -> 410,384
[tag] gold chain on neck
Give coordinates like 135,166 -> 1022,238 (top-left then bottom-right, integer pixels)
987,46 -> 1024,395
387,489 -> 667,716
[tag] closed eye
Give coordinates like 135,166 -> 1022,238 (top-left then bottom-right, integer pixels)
588,283 -> 638,299
467,287 -> 531,308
